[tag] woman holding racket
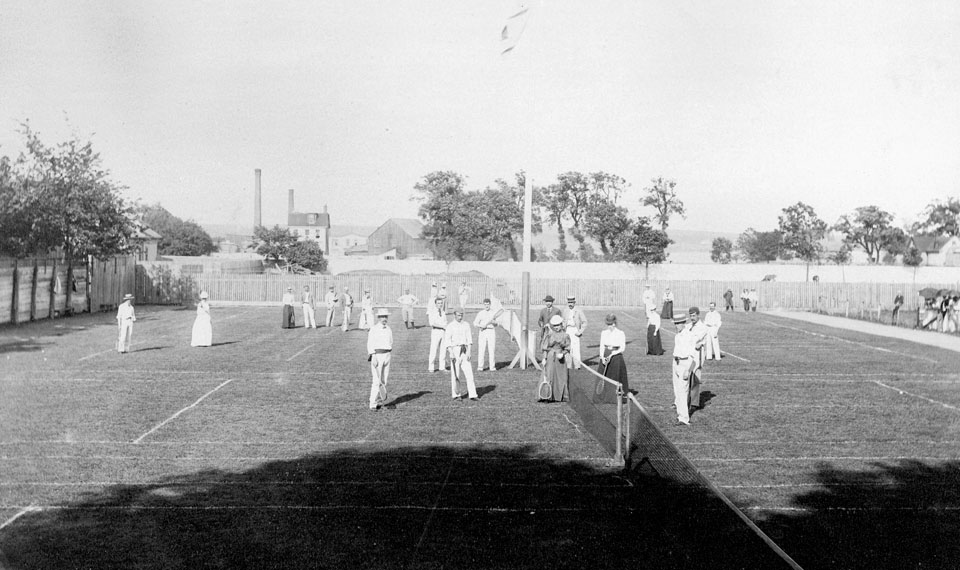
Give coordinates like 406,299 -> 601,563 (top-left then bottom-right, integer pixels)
539,315 -> 571,402
599,313 -> 628,394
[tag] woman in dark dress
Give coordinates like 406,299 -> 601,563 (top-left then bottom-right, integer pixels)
660,287 -> 674,325
599,314 -> 628,393
540,315 -> 571,402
645,303 -> 664,355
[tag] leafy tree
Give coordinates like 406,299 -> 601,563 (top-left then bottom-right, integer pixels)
913,197 -> 960,237
0,123 -> 134,259
582,171 -> 631,258
286,239 -> 328,273
833,205 -> 898,263
490,171 -> 542,260
540,180 -> 571,258
139,204 -> 216,256
902,246 -> 923,267
778,202 -> 828,280
641,177 -> 685,231
252,225 -> 299,267
612,216 -> 671,279
827,243 -> 853,283
413,171 -> 469,260
711,237 -> 734,264
881,227 -> 909,262
736,228 -> 782,263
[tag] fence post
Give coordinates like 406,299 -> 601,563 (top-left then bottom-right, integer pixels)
10,258 -> 19,325
30,259 -> 38,321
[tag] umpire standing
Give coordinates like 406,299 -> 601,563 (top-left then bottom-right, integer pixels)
367,308 -> 393,411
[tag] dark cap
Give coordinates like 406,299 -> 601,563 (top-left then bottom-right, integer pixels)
544,295 -> 554,302
604,313 -> 617,325
688,306 -> 700,315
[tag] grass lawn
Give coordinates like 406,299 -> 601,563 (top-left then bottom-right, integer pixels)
2,302 -> 958,569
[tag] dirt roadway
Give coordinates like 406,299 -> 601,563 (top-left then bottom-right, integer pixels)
772,309 -> 960,354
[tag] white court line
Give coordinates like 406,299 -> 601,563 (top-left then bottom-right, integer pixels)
719,350 -> 750,362
873,380 -> 960,412
762,320 -> 939,363
79,342 -> 143,361
0,504 -> 39,530
286,345 -> 313,362
132,379 -> 234,444
0,480 -> 630,489
0,438 -> 586,446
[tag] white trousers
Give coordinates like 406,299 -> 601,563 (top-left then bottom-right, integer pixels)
117,320 -> 133,352
449,347 -> 477,398
341,306 -> 352,331
704,332 -> 721,360
477,328 -> 496,371
428,328 -> 447,371
302,304 -> 317,328
672,357 -> 698,423
325,306 -> 336,327
369,353 -> 390,408
566,327 -> 582,369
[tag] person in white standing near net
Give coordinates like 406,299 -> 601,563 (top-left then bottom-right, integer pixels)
445,308 -> 478,400
473,298 -> 499,372
561,295 -> 587,369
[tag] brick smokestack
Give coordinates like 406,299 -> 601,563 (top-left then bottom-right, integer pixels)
254,169 -> 262,228
288,188 -> 295,216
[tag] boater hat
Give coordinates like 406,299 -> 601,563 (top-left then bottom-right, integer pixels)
566,296 -> 576,302
549,315 -> 564,326
376,308 -> 390,317
673,313 -> 688,325
123,293 -> 134,300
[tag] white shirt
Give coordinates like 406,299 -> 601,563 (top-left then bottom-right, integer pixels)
600,328 -> 626,356
366,322 -> 393,354
117,302 -> 136,321
361,295 -> 373,310
282,292 -> 295,306
397,293 -> 418,306
445,319 -> 473,347
301,290 -> 314,305
703,310 -> 722,336
673,325 -> 698,359
642,288 -> 656,308
325,291 -> 339,308
342,291 -> 354,307
473,309 -> 497,330
428,304 -> 447,329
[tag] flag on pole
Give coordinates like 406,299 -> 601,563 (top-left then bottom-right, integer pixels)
500,6 -> 530,55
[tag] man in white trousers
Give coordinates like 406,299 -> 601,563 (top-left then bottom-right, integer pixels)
324,285 -> 339,327
427,296 -> 448,372
116,293 -> 136,353
473,298 -> 499,372
445,309 -> 478,400
301,285 -> 317,329
561,295 -> 587,369
366,308 -> 393,411
703,302 -> 722,360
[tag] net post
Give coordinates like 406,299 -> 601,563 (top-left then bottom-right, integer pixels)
615,385 -> 624,467
520,271 -> 530,369
623,392 -> 631,468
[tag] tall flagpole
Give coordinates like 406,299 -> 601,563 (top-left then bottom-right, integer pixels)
521,175 -> 533,368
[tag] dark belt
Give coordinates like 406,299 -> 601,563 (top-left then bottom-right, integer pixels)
433,327 -> 445,330
374,349 -> 391,354
674,356 -> 692,363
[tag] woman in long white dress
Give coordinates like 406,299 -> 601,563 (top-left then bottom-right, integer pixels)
191,291 -> 213,347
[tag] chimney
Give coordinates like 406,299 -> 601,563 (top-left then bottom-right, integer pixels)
254,169 -> 262,228
288,189 -> 295,215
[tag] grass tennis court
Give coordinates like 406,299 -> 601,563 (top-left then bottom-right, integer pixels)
2,303 -> 958,569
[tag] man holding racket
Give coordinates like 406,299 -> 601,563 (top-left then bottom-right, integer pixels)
366,308 -> 393,411
445,309 -> 478,401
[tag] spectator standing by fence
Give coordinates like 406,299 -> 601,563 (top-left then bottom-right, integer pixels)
116,293 -> 136,353
703,302 -> 722,360
723,289 -> 734,311
191,291 -> 212,347
748,289 -> 759,312
341,287 -> 354,332
397,289 -> 418,329
892,292 -> 904,325
301,286 -> 317,329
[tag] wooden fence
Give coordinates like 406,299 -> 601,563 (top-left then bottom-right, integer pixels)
135,270 -> 949,314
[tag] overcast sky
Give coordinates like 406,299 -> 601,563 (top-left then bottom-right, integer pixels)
1,0 -> 958,234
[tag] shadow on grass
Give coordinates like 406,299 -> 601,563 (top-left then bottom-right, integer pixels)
0,445 -> 794,570
386,390 -> 432,406
0,339 -> 49,354
758,459 -> 960,570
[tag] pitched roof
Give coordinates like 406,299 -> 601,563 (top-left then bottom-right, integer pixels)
382,218 -> 424,238
911,234 -> 954,252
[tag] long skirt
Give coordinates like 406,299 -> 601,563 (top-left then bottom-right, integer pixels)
544,353 -> 569,402
191,315 -> 212,347
281,305 -> 295,328
661,301 -> 673,321
646,324 -> 664,355
600,353 -> 628,394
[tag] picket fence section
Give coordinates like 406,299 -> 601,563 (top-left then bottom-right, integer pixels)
0,257 -> 92,325
136,270 -> 950,314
